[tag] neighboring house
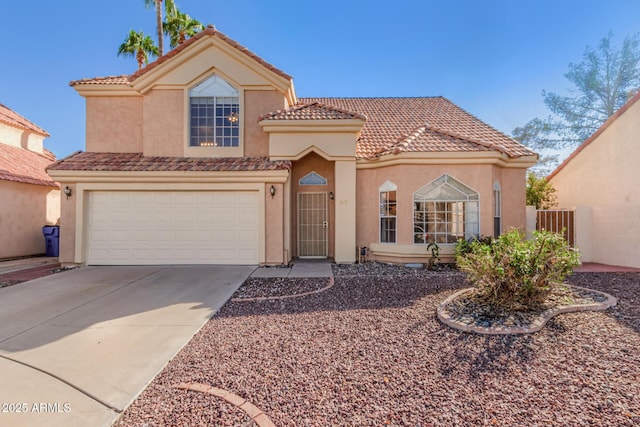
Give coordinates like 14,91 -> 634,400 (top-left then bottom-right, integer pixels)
0,103 -> 60,259
547,91 -> 640,269
47,26 -> 536,266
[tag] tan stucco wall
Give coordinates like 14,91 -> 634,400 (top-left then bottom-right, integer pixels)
0,125 -> 45,153
86,97 -> 143,153
78,33 -> 299,161
58,183 -> 77,264
244,90 -> 286,157
84,88 -> 287,159
148,43 -> 281,89
264,182 -> 285,264
356,163 -> 528,263
549,99 -> 640,268
0,124 -> 24,148
495,167 -> 528,234
334,160 -> 357,263
0,181 -> 60,259
142,89 -> 184,157
269,132 -> 358,159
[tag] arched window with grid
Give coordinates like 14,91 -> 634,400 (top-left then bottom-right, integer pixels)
413,174 -> 479,245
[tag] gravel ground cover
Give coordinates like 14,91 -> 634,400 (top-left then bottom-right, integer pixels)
441,285 -> 613,330
116,265 -> 640,426
233,277 -> 330,299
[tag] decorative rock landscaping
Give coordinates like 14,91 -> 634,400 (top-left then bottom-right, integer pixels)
437,285 -> 618,334
116,268 -> 640,426
231,277 -> 334,301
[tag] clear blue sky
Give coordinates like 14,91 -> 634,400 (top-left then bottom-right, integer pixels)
2,1 -> 640,160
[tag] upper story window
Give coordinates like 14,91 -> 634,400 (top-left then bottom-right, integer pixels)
413,174 -> 479,245
189,75 -> 239,148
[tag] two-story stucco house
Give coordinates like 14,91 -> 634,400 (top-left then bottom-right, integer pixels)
47,26 -> 537,266
1,103 -> 60,258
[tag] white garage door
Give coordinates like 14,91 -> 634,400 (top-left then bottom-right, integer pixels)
86,191 -> 259,265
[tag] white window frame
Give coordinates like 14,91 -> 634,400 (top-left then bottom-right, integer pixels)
413,174 -> 479,245
188,74 -> 241,150
493,181 -> 502,238
299,171 -> 328,186
379,180 -> 397,244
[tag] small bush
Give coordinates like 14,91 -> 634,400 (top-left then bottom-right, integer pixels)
454,235 -> 493,258
455,229 -> 580,310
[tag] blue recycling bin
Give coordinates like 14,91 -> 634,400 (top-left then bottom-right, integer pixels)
42,225 -> 60,257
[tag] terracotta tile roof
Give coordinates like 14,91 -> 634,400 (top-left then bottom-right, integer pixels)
260,102 -> 366,121
70,26 -> 291,87
69,75 -> 131,86
0,143 -> 58,187
0,103 -> 49,137
47,152 -> 291,172
377,126 -> 494,156
299,97 -> 536,159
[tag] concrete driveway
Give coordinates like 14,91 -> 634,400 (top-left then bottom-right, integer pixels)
0,265 -> 255,427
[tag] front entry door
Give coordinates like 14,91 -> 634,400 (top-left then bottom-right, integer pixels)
297,192 -> 328,258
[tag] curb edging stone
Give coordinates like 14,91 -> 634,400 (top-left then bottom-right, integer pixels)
232,276 -> 334,302
174,382 -> 275,427
437,285 -> 618,335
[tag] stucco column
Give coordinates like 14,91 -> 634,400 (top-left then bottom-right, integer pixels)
264,183 -> 284,265
59,183 -> 78,266
334,160 -> 356,263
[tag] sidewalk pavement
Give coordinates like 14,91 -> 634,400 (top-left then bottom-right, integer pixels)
0,257 -> 59,275
575,262 -> 640,272
1,258 -> 636,285
250,260 -> 333,278
0,258 -> 335,286
0,265 -> 254,427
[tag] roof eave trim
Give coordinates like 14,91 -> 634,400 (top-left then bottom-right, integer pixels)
356,152 -> 538,169
130,36 -> 294,97
0,174 -> 59,187
259,119 -> 365,133
46,169 -> 290,183
0,118 -> 50,137
72,85 -> 141,97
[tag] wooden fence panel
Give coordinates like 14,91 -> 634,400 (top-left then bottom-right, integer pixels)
536,210 -> 575,246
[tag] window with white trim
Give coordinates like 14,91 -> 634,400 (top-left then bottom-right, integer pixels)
413,174 -> 479,244
379,180 -> 397,243
493,181 -> 502,238
189,75 -> 240,147
299,171 -> 327,186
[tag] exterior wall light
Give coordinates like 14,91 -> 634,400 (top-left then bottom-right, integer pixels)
329,191 -> 335,200
269,185 -> 276,198
63,186 -> 72,199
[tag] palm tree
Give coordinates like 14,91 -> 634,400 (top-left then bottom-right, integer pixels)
164,10 -> 204,49
143,0 -> 176,56
117,30 -> 159,70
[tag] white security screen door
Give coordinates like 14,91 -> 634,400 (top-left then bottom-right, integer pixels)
297,192 -> 328,258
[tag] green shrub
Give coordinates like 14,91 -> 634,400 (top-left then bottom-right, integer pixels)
455,229 -> 580,310
454,235 -> 493,258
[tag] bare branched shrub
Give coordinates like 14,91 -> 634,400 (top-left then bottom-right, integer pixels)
456,230 -> 580,310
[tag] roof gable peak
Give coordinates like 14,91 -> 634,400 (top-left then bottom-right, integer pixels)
0,103 -> 49,137
70,26 -> 295,103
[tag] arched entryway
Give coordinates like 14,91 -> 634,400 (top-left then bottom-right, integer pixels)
290,152 -> 335,259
